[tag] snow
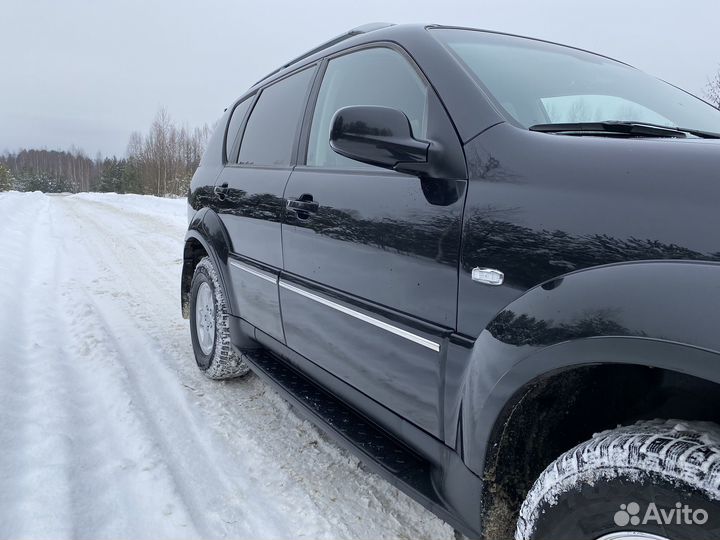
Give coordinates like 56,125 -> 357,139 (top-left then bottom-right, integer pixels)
0,192 -> 454,539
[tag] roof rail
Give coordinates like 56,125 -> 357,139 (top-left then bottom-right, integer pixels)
254,22 -> 395,86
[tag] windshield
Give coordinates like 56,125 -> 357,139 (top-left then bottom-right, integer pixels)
431,28 -> 720,134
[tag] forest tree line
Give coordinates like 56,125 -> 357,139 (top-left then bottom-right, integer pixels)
0,108 -> 211,196
1,68 -> 720,196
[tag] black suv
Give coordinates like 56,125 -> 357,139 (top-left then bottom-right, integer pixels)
182,23 -> 720,540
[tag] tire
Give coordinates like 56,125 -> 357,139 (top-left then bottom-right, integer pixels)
515,420 -> 720,540
189,256 -> 250,380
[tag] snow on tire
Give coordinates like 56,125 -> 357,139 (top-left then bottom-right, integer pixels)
516,419 -> 720,540
189,256 -> 250,380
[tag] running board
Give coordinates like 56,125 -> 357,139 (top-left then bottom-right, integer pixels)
237,347 -> 472,535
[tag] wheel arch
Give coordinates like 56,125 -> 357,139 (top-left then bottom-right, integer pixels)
455,260 -> 720,538
464,339 -> 720,539
181,207 -> 237,319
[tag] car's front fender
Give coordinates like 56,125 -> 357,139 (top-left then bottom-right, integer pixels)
459,260 -> 720,475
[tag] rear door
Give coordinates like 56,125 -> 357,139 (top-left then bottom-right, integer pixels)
280,46 -> 467,436
215,66 -> 316,342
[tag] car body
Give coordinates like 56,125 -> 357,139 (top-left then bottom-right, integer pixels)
182,23 -> 720,539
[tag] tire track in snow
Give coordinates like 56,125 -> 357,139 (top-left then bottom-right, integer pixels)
58,194 -> 454,540
54,197 -> 317,539
0,193 -> 78,538
0,193 -> 454,540
47,201 -> 203,539
0,195 -> 109,538
0,194 -> 201,538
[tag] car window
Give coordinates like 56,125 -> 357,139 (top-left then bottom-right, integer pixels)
432,28 -> 720,134
541,95 -> 673,125
225,97 -> 253,163
238,67 -> 315,167
307,47 -> 429,169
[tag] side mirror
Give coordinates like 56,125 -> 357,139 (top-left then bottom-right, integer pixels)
329,105 -> 435,177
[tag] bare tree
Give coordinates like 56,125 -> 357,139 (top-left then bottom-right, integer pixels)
707,66 -> 720,108
2,106 -> 210,195
125,107 -> 210,196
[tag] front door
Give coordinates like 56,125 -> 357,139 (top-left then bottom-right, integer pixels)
280,46 -> 467,436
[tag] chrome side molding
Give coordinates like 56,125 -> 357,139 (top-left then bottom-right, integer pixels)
279,280 -> 441,352
229,259 -> 278,284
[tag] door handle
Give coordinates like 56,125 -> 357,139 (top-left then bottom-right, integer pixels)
214,183 -> 229,200
286,194 -> 319,218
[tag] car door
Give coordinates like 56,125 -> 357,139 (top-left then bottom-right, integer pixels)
280,46 -> 467,436
214,66 -> 316,343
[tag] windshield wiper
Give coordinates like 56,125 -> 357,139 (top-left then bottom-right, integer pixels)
529,121 -> 689,138
530,121 -> 720,139
674,126 -> 720,139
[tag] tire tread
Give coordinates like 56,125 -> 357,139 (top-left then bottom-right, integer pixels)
192,257 -> 250,380
516,419 -> 720,539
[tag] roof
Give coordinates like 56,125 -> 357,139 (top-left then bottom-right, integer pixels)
253,23 -> 396,86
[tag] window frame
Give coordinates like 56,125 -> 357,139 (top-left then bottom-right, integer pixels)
296,42 -> 441,173
227,63 -> 320,170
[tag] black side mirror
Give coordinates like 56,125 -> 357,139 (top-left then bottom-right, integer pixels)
329,106 -> 436,177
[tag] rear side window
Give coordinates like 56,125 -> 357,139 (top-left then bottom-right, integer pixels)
238,67 -> 315,167
307,47 -> 429,169
225,97 -> 253,163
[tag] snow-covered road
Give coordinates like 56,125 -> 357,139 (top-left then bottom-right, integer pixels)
0,192 -> 454,540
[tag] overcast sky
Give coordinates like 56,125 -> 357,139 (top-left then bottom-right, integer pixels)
2,0 -> 718,157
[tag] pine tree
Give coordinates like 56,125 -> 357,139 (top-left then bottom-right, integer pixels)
99,157 -> 125,192
0,163 -> 15,191
0,164 -> 13,191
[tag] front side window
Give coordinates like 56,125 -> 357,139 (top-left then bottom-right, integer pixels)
238,67 -> 315,167
307,47 -> 429,169
432,28 -> 720,134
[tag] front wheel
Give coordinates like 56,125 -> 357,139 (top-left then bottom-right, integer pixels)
516,420 -> 720,540
189,256 -> 250,380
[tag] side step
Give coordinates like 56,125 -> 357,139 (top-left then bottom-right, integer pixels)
238,347 -> 466,532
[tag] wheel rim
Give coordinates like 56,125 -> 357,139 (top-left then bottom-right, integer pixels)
195,281 -> 215,355
596,532 -> 670,540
